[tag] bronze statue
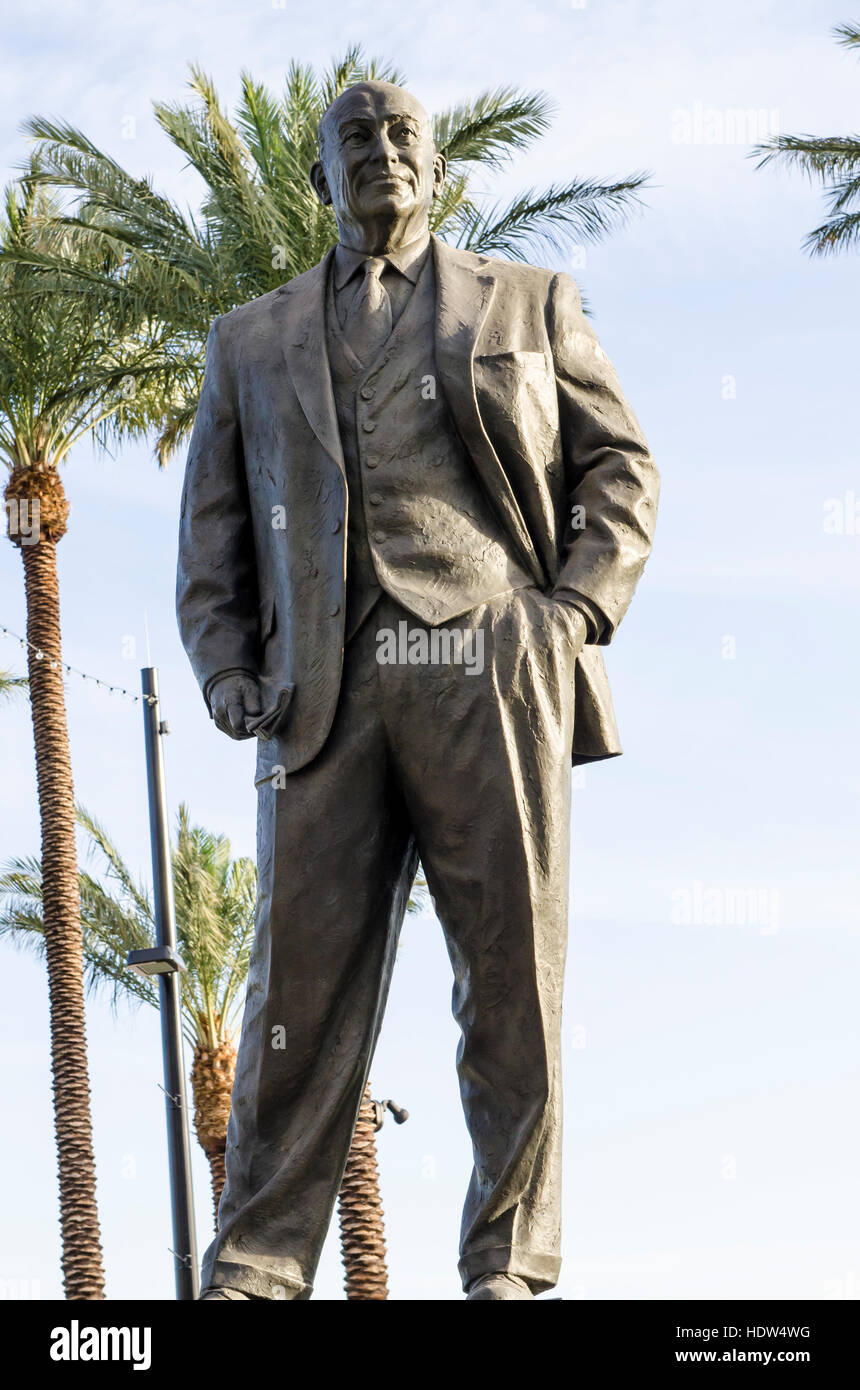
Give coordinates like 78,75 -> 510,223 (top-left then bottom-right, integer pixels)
177,80 -> 659,1300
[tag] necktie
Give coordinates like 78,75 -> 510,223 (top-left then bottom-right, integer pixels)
345,257 -> 393,364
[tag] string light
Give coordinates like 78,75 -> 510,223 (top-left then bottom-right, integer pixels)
0,623 -> 156,706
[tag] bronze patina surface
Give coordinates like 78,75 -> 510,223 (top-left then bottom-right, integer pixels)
177,80 -> 659,1300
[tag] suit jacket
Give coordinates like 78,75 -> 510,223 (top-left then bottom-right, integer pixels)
176,235 -> 659,772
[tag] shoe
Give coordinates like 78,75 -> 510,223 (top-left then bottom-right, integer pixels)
199,1287 -> 252,1300
466,1273 -> 534,1301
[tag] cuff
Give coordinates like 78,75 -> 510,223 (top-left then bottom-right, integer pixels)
202,667 -> 258,716
551,587 -> 605,644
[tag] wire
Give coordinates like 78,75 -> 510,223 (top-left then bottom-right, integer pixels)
0,623 -> 156,706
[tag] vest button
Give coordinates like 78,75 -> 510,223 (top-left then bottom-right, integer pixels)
329,603 -> 340,617
368,493 -> 382,506
372,530 -> 386,544
360,385 -> 375,400
365,458 -> 378,468
362,420 -> 376,433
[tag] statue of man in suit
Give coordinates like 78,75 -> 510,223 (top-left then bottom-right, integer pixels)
177,80 -> 659,1301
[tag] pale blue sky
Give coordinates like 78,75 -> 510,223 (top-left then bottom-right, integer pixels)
1,0 -> 858,1301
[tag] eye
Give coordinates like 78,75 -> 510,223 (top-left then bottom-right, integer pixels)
393,123 -> 417,143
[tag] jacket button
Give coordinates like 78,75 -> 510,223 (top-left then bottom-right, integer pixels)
362,420 -> 376,433
365,458 -> 378,469
372,530 -> 386,544
329,603 -> 340,616
369,493 -> 382,506
360,385 -> 375,400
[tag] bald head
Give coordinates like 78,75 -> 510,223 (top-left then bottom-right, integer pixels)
310,80 -> 446,255
317,81 -> 432,160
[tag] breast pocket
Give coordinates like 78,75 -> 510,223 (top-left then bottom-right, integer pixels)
474,349 -> 548,369
473,350 -> 559,465
474,349 -> 553,401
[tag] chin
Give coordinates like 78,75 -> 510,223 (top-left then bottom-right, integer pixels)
358,191 -> 414,218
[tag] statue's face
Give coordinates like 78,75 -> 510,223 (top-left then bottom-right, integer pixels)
313,83 -> 445,235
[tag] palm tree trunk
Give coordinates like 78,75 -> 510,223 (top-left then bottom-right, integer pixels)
189,1040 -> 236,1223
337,1083 -> 389,1299
189,1045 -> 391,1302
11,466 -> 105,1298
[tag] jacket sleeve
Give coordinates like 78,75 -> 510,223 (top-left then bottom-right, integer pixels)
547,272 -> 659,643
176,315 -> 260,712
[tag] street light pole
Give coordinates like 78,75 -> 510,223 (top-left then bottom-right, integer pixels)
128,666 -> 199,1300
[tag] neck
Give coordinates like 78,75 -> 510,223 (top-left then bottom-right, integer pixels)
337,212 -> 430,256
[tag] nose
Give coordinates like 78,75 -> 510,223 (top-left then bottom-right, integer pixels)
367,128 -> 399,167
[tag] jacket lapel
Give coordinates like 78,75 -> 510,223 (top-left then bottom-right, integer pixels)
432,236 -> 546,586
273,248 -> 344,474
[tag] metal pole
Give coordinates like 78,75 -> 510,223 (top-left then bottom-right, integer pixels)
138,666 -> 199,1300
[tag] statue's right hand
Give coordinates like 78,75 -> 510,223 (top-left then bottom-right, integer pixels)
210,674 -> 262,740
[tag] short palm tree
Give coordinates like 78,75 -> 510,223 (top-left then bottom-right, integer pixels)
0,181 -> 178,1300
0,804 -> 255,1219
2,803 -> 420,1302
11,47 -> 648,463
754,22 -> 860,253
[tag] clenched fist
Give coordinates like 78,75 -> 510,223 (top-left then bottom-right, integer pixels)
210,673 -> 262,740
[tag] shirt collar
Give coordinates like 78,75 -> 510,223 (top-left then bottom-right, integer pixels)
333,232 -> 431,291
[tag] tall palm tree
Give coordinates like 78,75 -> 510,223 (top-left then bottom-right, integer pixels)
0,182 -> 176,1300
0,804 -> 255,1220
754,22 -> 860,254
10,47 -> 648,463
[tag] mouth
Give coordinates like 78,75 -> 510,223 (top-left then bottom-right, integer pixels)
367,174 -> 408,189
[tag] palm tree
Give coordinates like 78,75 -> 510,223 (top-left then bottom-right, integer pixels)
2,803 -> 418,1301
338,1084 -> 389,1299
10,47 -> 648,463
0,804 -> 255,1220
754,22 -> 860,254
0,182 -> 178,1300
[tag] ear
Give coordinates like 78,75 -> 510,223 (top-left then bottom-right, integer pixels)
431,153 -> 447,200
309,160 -> 332,207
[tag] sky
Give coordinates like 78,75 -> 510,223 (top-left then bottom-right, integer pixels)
1,0 -> 859,1302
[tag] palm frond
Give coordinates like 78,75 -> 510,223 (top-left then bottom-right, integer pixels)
0,803 -> 258,1045
320,45 -> 405,108
753,133 -> 860,180
803,208 -> 860,255
435,88 -> 554,170
447,175 -> 648,261
834,21 -> 860,50
752,18 -> 860,262
0,669 -> 28,700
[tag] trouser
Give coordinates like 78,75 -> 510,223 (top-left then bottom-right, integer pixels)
200,585 -> 578,1298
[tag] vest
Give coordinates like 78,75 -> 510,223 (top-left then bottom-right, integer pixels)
325,252 -> 532,640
